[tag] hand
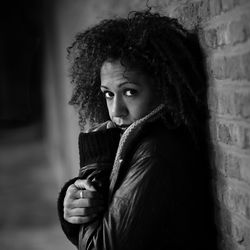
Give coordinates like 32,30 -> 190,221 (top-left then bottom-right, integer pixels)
63,179 -> 105,224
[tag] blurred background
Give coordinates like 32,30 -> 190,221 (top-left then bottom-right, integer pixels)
0,1 -> 81,249
0,0 -> 146,249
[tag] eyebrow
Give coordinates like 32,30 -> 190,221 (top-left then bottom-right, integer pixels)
101,81 -> 139,89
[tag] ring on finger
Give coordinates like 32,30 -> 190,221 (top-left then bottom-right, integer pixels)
80,190 -> 84,199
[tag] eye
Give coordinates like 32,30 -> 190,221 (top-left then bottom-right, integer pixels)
124,89 -> 138,97
102,91 -> 114,100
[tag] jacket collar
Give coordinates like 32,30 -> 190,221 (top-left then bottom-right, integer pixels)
109,104 -> 166,195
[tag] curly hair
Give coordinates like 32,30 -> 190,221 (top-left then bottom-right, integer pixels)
67,10 -> 208,138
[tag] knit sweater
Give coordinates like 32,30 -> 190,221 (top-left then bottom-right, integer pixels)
78,127 -> 121,194
57,127 -> 121,245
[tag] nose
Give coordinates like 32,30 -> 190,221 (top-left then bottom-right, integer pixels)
110,96 -> 128,119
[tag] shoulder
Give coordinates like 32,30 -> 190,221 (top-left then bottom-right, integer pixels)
130,120 -> 196,162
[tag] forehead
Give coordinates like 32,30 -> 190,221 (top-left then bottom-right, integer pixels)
100,60 -> 149,86
101,60 -> 124,77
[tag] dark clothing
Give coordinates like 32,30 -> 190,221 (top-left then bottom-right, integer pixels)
57,106 -> 217,250
58,126 -> 121,245
78,127 -> 121,194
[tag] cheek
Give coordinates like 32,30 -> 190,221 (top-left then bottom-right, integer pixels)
106,102 -> 112,117
130,96 -> 155,119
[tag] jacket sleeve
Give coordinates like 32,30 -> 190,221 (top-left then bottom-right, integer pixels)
57,127 -> 121,247
78,153 -> 181,250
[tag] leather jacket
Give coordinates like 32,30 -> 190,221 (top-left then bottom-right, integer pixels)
57,105 -> 218,250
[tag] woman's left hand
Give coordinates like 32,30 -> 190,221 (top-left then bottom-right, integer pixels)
63,179 -> 105,224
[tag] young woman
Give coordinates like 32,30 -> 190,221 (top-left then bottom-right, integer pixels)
57,11 -> 218,250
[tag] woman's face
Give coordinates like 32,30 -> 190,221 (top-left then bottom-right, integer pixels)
100,60 -> 159,130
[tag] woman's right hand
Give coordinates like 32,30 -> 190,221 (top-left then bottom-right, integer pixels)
63,179 -> 105,224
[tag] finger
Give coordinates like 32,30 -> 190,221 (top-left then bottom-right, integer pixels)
74,179 -> 96,191
64,191 -> 104,209
67,184 -> 78,195
74,179 -> 86,190
73,189 -> 103,199
65,206 -> 104,217
65,215 -> 98,224
65,198 -> 104,209
64,184 -> 79,201
64,197 -> 104,209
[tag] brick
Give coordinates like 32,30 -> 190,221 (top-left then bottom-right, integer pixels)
229,19 -> 248,45
217,204 -> 233,236
231,217 -> 250,246
216,121 -> 250,149
218,88 -> 235,116
219,237 -> 235,250
237,125 -> 250,149
211,56 -> 226,79
215,206 -> 250,249
234,0 -> 250,6
245,227 -> 250,248
242,14 -> 250,38
214,172 -> 228,205
203,23 -> 228,48
217,122 -> 234,145
175,2 -> 200,29
209,117 -> 217,142
209,146 -> 250,186
205,14 -> 250,48
234,90 -> 250,119
216,148 -> 242,179
217,23 -> 229,46
209,86 -> 238,117
244,128 -> 250,149
197,0 -> 210,22
240,157 -> 250,185
208,87 -> 218,113
206,87 -> 250,122
212,55 -> 245,80
242,52 -> 250,81
204,28 -> 217,48
210,0 -> 222,17
214,145 -> 227,176
225,55 -> 244,80
226,186 -> 250,219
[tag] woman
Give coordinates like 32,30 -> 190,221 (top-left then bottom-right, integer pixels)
57,10 -> 218,250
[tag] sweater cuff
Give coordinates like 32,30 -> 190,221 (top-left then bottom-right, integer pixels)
78,127 -> 121,167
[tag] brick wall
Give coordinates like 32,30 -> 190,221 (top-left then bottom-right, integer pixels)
53,0 -> 250,249
164,1 -> 250,249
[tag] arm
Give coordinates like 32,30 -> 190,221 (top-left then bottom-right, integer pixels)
57,126 -> 121,246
